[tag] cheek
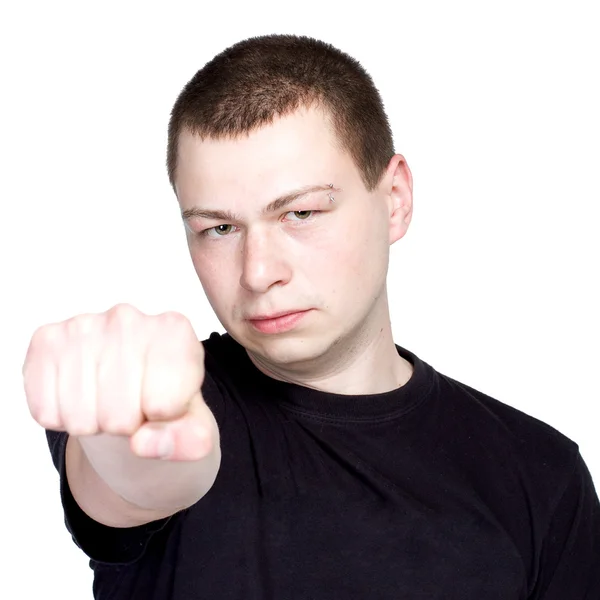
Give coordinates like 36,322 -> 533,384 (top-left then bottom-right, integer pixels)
302,218 -> 382,296
190,249 -> 232,301
340,215 -> 389,286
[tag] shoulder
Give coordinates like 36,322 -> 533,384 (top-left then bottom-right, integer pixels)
201,331 -> 242,364
198,331 -> 260,426
434,368 -> 580,493
197,332 -> 238,427
441,371 -> 577,449
200,331 -> 264,391
200,331 -> 249,392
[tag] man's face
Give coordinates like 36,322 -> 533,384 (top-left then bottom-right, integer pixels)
175,106 -> 408,368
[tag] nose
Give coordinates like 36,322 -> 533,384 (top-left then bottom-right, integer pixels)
239,229 -> 292,293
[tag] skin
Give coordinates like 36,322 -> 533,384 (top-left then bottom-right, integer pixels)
175,105 -> 415,395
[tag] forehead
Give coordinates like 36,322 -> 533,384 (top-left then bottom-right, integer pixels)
174,107 -> 358,203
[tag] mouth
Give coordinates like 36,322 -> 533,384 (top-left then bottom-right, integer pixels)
247,309 -> 307,321
246,309 -> 312,334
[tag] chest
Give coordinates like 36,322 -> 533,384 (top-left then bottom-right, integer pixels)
164,484 -> 526,600
109,411 -> 529,599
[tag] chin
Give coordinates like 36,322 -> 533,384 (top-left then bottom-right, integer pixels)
245,329 -> 330,367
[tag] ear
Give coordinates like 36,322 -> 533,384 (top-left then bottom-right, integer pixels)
382,154 -> 413,245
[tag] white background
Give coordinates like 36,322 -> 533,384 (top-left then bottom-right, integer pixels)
1,1 -> 598,597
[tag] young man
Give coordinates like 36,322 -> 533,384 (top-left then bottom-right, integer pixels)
24,35 -> 599,599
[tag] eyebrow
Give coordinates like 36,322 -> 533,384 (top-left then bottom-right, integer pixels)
181,184 -> 339,222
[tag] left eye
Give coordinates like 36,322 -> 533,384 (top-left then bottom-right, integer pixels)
287,210 -> 314,221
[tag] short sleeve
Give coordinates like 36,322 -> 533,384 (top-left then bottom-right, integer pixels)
46,430 -> 173,565
529,451 -> 600,599
200,366 -> 226,431
44,364 -> 226,565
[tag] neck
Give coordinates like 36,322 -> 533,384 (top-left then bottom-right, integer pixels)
247,295 -> 414,396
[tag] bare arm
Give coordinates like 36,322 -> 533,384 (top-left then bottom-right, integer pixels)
66,398 -> 221,528
25,305 -> 220,528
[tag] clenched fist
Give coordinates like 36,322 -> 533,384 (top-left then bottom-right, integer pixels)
23,303 -> 214,461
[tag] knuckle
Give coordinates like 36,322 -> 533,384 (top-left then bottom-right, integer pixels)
61,414 -> 98,437
96,401 -> 142,436
159,309 -> 187,323
100,418 -> 138,437
29,404 -> 59,430
65,313 -> 99,337
142,390 -> 180,421
30,322 -> 63,352
142,402 -> 172,422
39,420 -> 63,432
105,305 -> 146,345
157,311 -> 192,336
107,303 -> 141,325
67,424 -> 99,437
108,302 -> 139,315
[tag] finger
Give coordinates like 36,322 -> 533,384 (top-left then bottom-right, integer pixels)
96,317 -> 144,436
58,321 -> 99,436
24,343 -> 64,431
141,314 -> 204,422
131,392 -> 214,461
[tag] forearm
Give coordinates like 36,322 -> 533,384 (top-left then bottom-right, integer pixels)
67,411 -> 221,526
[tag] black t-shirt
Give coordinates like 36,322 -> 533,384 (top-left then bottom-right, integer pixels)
46,332 -> 600,599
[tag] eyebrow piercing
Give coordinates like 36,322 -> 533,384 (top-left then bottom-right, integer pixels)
328,183 -> 335,203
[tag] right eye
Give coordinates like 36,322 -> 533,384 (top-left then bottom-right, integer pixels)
202,224 -> 236,238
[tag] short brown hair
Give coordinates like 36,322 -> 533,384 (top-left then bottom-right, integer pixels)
167,34 -> 395,191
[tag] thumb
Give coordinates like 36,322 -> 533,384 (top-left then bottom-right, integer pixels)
130,392 -> 215,461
